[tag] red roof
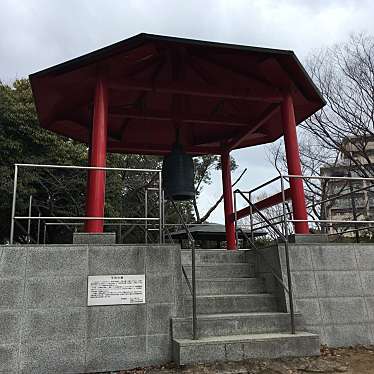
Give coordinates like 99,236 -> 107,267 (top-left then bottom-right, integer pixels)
30,33 -> 325,155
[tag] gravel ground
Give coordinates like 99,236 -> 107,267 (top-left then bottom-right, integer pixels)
103,345 -> 374,374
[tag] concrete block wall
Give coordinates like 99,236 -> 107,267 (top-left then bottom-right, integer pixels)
0,244 -> 182,374
263,243 -> 374,347
255,246 -> 287,312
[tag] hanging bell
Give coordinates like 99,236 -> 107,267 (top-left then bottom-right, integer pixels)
162,143 -> 195,201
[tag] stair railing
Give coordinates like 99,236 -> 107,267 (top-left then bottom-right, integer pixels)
169,198 -> 198,340
235,189 -> 296,335
164,224 -> 194,298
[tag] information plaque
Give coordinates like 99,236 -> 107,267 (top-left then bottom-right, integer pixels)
87,274 -> 145,306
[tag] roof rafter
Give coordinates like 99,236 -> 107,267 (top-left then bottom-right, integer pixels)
109,78 -> 283,103
193,131 -> 269,147
190,50 -> 277,88
227,104 -> 280,150
107,141 -> 221,155
109,108 -> 252,127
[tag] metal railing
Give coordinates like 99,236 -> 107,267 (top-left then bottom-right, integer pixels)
41,222 -> 160,245
235,190 -> 296,334
9,163 -> 164,244
145,187 -> 165,244
41,221 -> 200,245
244,185 -> 374,238
234,175 -> 284,239
168,198 -> 198,340
235,174 -> 374,239
286,174 -> 374,236
233,173 -> 374,331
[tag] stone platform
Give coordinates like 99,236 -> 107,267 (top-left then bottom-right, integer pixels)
2,242 -> 374,373
257,242 -> 374,347
0,244 -> 182,373
172,249 -> 319,365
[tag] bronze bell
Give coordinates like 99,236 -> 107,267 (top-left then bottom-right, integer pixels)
162,143 -> 195,201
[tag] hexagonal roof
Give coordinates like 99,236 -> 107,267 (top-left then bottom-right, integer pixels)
30,33 -> 325,155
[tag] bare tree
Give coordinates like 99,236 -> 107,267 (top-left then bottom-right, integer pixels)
268,134 -> 336,222
303,33 -> 374,176
267,33 -> 374,236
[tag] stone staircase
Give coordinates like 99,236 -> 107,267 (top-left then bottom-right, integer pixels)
172,249 -> 319,365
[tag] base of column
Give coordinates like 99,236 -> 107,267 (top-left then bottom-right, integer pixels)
73,232 -> 116,244
288,234 -> 329,244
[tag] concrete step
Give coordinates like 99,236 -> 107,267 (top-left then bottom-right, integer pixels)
182,278 -> 266,296
172,312 -> 302,339
173,332 -> 320,365
183,263 -> 255,279
181,249 -> 255,265
184,294 -> 278,315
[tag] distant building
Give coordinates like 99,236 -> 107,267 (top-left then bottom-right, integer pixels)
320,136 -> 374,237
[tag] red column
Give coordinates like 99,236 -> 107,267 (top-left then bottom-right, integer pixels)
281,93 -> 309,234
84,77 -> 108,232
221,151 -> 237,250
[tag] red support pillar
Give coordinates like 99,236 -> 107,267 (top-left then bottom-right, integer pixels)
281,93 -> 309,234
221,150 -> 237,250
84,77 -> 108,232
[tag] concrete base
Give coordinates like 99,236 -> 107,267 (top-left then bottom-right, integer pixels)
258,242 -> 374,347
174,332 -> 320,365
173,247 -> 320,366
288,234 -> 329,243
172,313 -> 303,339
0,244 -> 182,373
73,232 -> 116,244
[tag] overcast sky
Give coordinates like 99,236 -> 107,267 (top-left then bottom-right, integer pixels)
1,0 -> 373,222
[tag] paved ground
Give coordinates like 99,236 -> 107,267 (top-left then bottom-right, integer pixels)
106,346 -> 374,374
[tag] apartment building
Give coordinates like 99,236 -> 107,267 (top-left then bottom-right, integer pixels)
320,137 -> 374,237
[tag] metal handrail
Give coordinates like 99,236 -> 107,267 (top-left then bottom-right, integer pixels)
285,174 -> 374,181
14,163 -> 160,172
235,191 -> 287,241
292,219 -> 374,224
250,182 -> 373,228
235,189 -> 296,334
328,224 -> 374,238
235,173 -> 374,237
40,221 -> 209,245
233,173 -> 374,333
249,178 -> 374,230
243,175 -> 282,195
283,175 -> 374,235
236,228 -> 289,292
9,163 -> 163,244
168,198 -> 198,340
181,266 -> 193,295
14,216 -> 160,221
162,224 -> 194,296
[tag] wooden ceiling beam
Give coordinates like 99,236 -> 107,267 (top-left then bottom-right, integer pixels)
226,104 -> 280,150
107,141 -> 221,155
109,78 -> 283,103
109,108 -> 252,127
190,51 -> 277,88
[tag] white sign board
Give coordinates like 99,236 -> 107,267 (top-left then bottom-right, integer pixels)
87,274 -> 145,306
